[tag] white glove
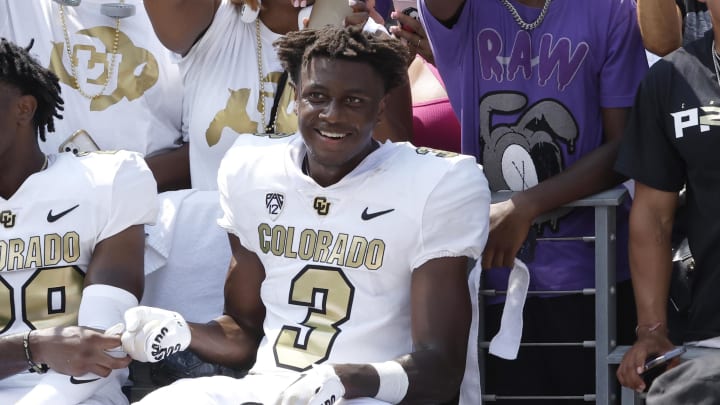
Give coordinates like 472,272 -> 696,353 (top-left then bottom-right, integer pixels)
274,364 -> 345,405
121,306 -> 191,363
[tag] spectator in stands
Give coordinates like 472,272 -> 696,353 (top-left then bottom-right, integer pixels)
0,38 -> 158,405
119,25 -> 491,405
638,0 -> 711,57
144,0 -> 411,191
0,1 -> 187,192
615,0 -> 720,392
420,0 -> 648,402
390,4 -> 461,152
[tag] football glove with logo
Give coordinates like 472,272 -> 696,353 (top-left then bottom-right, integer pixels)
274,364 -> 345,405
121,306 -> 191,363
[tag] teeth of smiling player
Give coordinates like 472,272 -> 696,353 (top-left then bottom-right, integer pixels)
320,131 -> 346,138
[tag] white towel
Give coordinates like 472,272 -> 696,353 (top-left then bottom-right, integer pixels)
489,258 -> 530,360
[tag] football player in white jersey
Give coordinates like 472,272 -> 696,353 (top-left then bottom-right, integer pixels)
0,38 -> 158,404
124,25 -> 490,405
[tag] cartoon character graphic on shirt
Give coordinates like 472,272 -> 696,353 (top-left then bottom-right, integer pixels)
479,92 -> 578,234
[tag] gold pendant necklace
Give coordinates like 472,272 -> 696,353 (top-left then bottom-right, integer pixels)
59,1 -> 123,99
256,19 -> 267,133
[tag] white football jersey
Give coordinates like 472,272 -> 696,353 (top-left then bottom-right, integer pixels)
0,151 -> 157,391
218,135 -> 490,382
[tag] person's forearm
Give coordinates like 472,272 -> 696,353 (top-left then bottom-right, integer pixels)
423,0 -> 466,23
0,333 -> 32,380
512,138 -> 626,220
146,143 -> 190,192
628,204 -> 674,328
144,0 -> 219,55
186,315 -> 261,369
637,0 -> 683,56
374,82 -> 413,142
336,347 -> 465,404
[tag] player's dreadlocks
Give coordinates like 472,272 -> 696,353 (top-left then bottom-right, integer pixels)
274,25 -> 412,93
0,38 -> 63,142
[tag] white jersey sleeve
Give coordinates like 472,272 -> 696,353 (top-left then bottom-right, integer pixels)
79,150 -> 159,242
414,159 -> 490,269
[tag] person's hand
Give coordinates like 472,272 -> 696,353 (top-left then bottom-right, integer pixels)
389,10 -> 435,65
345,0 -> 372,27
617,330 -> 676,392
274,364 -> 345,405
30,326 -> 131,377
121,306 -> 191,363
482,199 -> 534,269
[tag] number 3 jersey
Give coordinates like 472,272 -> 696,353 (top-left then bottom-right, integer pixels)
218,134 -> 490,376
0,151 -> 157,388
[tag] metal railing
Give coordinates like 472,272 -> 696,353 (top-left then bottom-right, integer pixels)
480,189 -> 628,404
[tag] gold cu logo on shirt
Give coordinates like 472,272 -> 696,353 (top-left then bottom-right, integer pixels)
49,27 -> 159,111
313,197 -> 330,216
0,210 -> 16,228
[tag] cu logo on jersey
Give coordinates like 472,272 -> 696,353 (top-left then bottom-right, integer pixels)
313,197 -> 331,216
0,210 -> 16,228
266,193 -> 285,220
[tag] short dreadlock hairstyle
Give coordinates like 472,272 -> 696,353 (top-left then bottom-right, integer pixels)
274,25 -> 412,93
0,38 -> 63,142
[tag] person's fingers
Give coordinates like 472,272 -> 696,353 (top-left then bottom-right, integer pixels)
391,11 -> 423,35
481,248 -> 495,270
349,0 -> 368,13
345,11 -> 369,27
289,0 -> 308,8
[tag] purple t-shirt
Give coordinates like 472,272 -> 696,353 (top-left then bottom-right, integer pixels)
420,0 -> 647,292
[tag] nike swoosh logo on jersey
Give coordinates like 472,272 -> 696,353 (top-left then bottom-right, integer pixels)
70,376 -> 100,384
47,204 -> 80,223
361,207 -> 395,220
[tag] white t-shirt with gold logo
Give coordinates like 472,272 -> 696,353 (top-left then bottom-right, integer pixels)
180,0 -> 301,190
0,0 -> 184,158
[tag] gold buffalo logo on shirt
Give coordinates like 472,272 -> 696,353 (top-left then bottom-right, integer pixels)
205,72 -> 297,147
49,26 -> 159,111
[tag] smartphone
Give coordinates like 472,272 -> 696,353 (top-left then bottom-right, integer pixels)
641,346 -> 686,390
392,0 -> 419,32
307,0 -> 354,29
58,129 -> 101,155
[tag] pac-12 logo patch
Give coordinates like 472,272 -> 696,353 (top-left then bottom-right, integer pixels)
266,193 -> 285,220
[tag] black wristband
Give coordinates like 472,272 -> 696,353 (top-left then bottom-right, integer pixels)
23,331 -> 49,374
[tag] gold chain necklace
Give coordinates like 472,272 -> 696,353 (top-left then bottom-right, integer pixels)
59,1 -> 123,99
499,0 -> 552,31
255,19 -> 267,133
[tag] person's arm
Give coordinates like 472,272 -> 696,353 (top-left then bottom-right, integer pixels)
15,225 -> 147,404
637,0 -> 683,56
144,0 -> 222,55
616,182 -> 678,392
146,143 -> 191,192
423,0 -> 466,24
337,256 -> 471,403
184,234 -> 265,368
482,107 -> 629,269
374,81 -> 413,142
